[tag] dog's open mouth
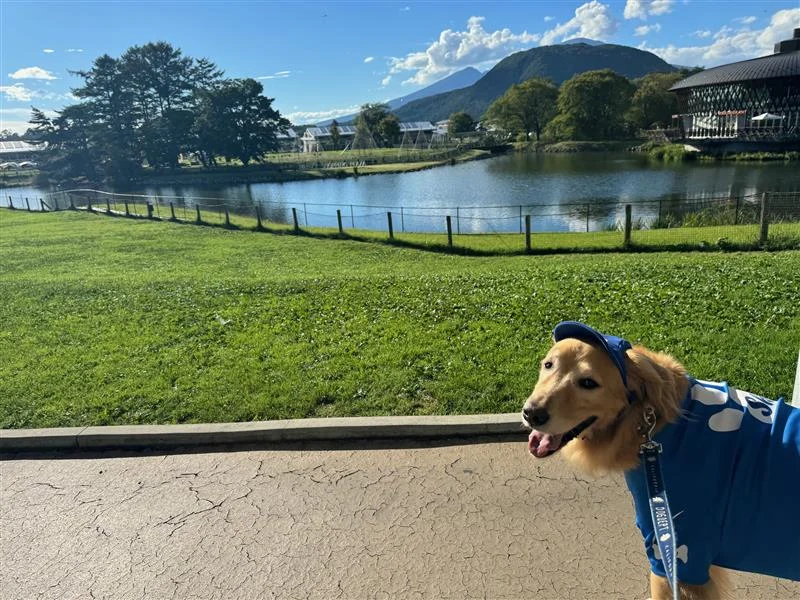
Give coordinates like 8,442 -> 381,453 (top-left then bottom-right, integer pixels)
527,416 -> 597,458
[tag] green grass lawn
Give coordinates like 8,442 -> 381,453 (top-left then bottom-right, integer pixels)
1,209 -> 799,428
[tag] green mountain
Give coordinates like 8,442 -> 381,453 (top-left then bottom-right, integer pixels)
392,43 -> 677,123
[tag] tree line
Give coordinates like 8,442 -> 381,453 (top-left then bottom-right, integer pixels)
29,42 -> 289,185
476,68 -> 696,142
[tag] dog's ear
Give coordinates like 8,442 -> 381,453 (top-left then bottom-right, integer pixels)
625,347 -> 685,424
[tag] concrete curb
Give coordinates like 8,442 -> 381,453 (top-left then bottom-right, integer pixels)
0,413 -> 526,452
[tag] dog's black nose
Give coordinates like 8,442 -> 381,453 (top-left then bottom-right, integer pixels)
523,407 -> 549,427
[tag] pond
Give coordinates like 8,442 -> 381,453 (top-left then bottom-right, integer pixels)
5,152 -> 800,233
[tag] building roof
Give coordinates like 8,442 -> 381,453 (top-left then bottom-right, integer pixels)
670,50 -> 800,91
0,140 -> 46,154
398,121 -> 435,132
276,128 -> 298,139
304,122 -> 435,138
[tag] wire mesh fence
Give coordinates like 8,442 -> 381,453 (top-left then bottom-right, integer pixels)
3,188 -> 799,253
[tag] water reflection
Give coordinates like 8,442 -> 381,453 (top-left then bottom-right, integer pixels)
5,153 -> 799,233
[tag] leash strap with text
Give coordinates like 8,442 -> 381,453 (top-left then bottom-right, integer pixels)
641,440 -> 679,600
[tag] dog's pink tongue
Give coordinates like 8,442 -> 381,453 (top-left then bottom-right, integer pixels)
528,430 -> 563,458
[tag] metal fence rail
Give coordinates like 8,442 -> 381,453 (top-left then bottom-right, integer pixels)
3,188 -> 799,252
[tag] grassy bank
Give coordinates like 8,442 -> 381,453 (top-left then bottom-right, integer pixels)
0,169 -> 38,189
133,148 -> 490,187
1,209 -> 798,428
517,140 -> 638,153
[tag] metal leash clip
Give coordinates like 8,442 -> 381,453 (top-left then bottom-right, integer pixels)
639,405 -> 661,453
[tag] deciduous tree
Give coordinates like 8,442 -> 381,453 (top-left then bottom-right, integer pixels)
552,69 -> 635,140
483,78 -> 558,141
447,112 -> 475,135
626,72 -> 683,130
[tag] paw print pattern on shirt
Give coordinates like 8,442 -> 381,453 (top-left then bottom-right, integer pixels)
690,380 -> 777,433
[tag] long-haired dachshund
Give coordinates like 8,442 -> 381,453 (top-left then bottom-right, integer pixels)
522,321 -> 800,599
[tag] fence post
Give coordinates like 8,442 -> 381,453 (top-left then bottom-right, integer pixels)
196,205 -> 202,224
337,209 -> 343,234
25,198 -> 31,212
525,215 -> 531,252
69,194 -> 75,210
586,203 -> 590,232
519,205 -> 523,234
40,198 -> 49,211
7,196 -> 13,210
292,207 -> 299,232
106,197 -> 111,213
255,205 -> 263,230
759,192 -> 769,245
401,206 -> 405,233
624,205 -> 632,248
224,207 -> 231,227
446,215 -> 453,247
303,202 -> 308,226
350,205 -> 355,228
87,195 -> 93,212
387,212 -> 394,240
734,196 -> 740,225
147,203 -> 154,219
170,202 -> 176,221
456,207 -> 460,235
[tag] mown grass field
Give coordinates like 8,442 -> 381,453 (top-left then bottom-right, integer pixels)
1,209 -> 799,429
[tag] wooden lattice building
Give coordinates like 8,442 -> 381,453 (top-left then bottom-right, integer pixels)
669,28 -> 800,143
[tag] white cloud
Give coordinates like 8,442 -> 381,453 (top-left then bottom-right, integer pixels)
0,84 -> 75,103
364,56 -> 374,63
634,23 -> 661,37
735,16 -> 757,25
8,66 -> 57,80
43,48 -> 55,54
540,2 -> 617,46
66,48 -> 84,53
624,0 -> 673,20
380,75 -> 392,87
389,16 -> 540,86
0,108 -> 58,134
639,7 -> 799,67
692,30 -> 712,39
284,105 -> 361,124
544,16 -> 554,22
0,84 -> 33,102
257,70 -> 291,80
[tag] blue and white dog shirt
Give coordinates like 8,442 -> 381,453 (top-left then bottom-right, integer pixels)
624,378 -> 800,584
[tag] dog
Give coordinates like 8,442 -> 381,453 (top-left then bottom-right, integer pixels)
521,321 -> 800,600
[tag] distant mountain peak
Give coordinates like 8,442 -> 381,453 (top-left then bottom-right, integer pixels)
315,67 -> 482,126
393,42 -> 677,123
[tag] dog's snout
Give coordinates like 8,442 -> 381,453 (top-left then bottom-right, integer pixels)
523,407 -> 550,427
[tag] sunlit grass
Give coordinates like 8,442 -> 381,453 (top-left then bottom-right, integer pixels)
1,209 -> 798,428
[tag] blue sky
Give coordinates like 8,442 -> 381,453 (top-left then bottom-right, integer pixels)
1,0 -> 798,132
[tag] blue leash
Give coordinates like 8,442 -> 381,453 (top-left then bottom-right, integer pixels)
640,406 -> 679,600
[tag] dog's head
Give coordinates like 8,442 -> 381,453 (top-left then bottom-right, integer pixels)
522,335 -> 631,458
522,322 -> 685,464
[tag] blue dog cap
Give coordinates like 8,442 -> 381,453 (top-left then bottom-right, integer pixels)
552,321 -> 632,389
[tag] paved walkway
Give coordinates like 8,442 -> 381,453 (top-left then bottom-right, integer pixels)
2,439 -> 797,599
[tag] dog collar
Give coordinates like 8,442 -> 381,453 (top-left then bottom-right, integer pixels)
553,321 -> 637,404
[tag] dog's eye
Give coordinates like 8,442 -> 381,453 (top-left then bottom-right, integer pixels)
579,378 -> 599,390
543,361 -> 553,369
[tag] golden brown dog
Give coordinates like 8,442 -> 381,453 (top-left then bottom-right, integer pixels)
521,323 -> 800,600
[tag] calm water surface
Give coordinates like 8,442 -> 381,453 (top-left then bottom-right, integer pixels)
7,153 -> 800,233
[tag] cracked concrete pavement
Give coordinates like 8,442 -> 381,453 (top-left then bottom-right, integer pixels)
1,439 -> 798,599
